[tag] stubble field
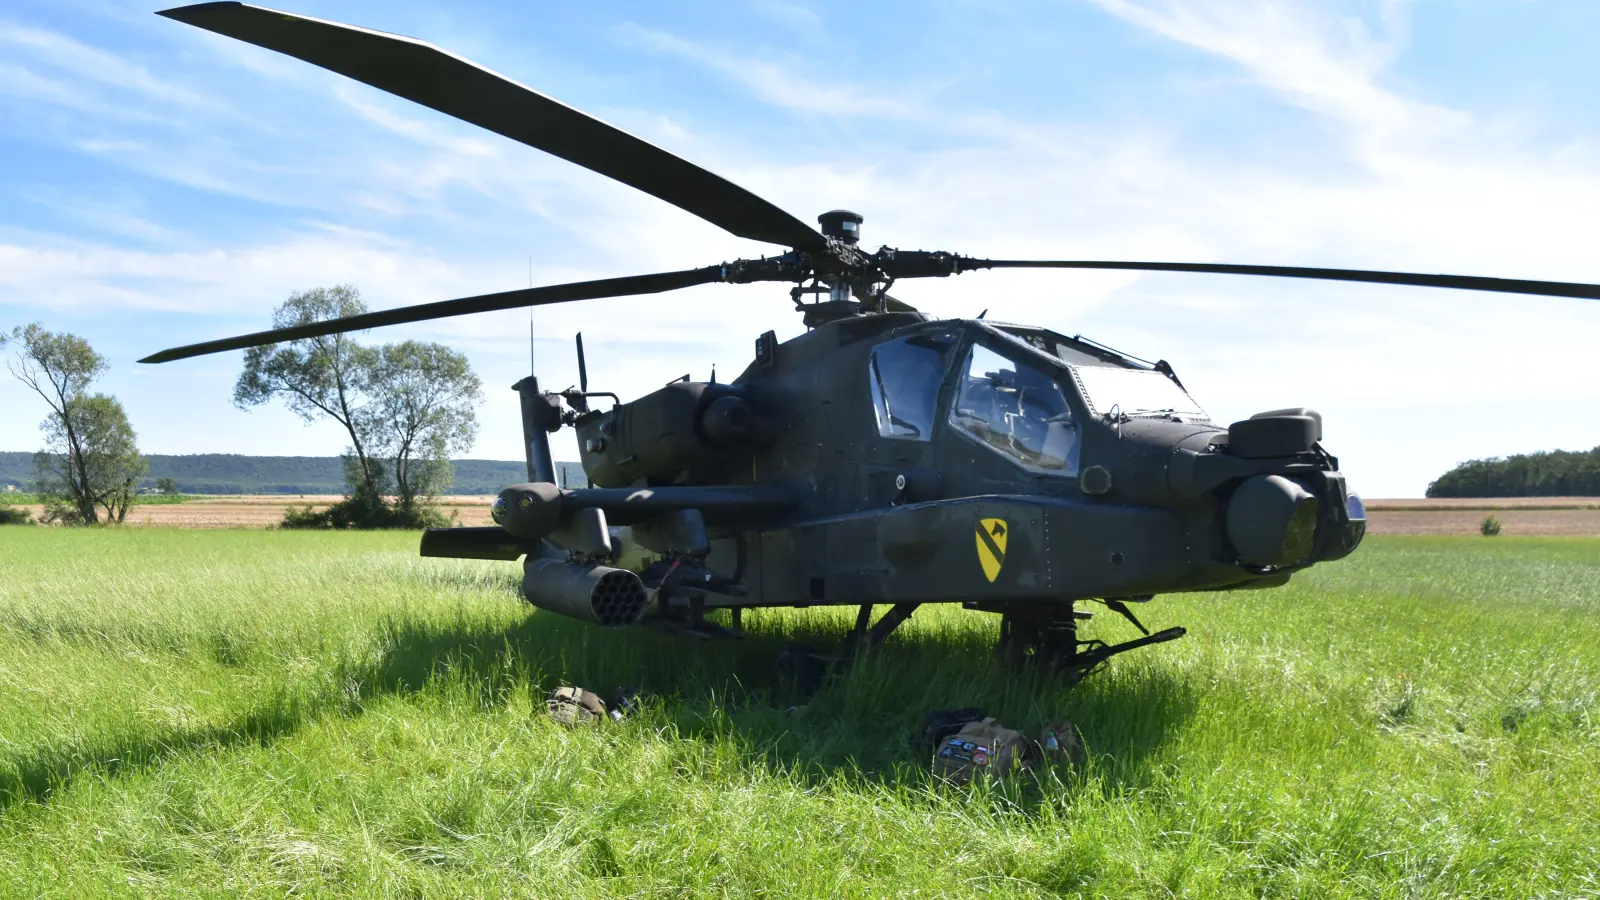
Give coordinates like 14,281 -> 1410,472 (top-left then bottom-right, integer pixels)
7,494 -> 1600,535
0,528 -> 1596,897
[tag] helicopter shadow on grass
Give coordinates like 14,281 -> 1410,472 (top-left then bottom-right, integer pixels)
0,688 -> 352,814
357,597 -> 1202,798
0,593 -> 1196,813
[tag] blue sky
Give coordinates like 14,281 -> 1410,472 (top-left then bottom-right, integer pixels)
2,0 -> 1598,497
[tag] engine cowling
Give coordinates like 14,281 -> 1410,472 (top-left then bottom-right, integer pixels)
574,382 -> 769,487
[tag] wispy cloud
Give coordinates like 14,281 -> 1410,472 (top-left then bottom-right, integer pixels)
749,0 -> 825,39
614,22 -> 938,120
0,20 -> 215,109
1083,0 -> 1462,153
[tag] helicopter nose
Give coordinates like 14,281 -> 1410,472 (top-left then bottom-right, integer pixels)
1226,474 -> 1319,566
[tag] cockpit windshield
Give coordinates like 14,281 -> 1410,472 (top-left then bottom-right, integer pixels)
950,343 -> 1079,474
1070,365 -> 1208,421
867,335 -> 950,440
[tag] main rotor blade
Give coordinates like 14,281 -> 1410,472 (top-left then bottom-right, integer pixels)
158,2 -> 826,251
951,258 -> 1600,301
140,266 -> 723,363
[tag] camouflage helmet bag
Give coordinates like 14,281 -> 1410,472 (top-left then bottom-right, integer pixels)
547,685 -> 608,726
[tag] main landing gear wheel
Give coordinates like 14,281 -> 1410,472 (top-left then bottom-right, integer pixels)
774,643 -> 826,700
997,600 -> 1188,682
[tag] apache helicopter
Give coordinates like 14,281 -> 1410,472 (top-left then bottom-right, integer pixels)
147,3 -> 1600,682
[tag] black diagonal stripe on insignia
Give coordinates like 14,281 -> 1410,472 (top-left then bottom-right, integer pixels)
976,523 -> 1005,563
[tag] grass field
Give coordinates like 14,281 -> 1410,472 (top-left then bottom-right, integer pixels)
0,529 -> 1596,897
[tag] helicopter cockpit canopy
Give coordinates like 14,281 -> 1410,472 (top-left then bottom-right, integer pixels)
993,324 -> 1210,424
1069,365 -> 1209,423
950,342 -> 1080,475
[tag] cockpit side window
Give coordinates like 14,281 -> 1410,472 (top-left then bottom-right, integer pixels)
950,343 -> 1079,475
867,335 -> 950,441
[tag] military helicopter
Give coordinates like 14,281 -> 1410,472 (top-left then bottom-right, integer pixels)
146,3 -> 1600,681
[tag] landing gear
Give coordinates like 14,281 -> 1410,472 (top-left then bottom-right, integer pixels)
996,600 -> 1186,681
773,602 -> 922,700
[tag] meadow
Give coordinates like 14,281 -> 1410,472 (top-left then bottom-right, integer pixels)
0,528 -> 1595,897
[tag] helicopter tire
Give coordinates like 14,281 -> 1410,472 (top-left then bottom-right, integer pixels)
774,642 -> 826,700
996,602 -> 1099,679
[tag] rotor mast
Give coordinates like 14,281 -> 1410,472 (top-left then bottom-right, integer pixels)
818,210 -> 864,305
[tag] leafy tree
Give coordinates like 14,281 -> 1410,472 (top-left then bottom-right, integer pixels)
235,286 -> 483,528
366,340 -> 482,511
156,477 -> 179,495
234,285 -> 382,498
3,324 -> 145,524
35,394 -> 147,523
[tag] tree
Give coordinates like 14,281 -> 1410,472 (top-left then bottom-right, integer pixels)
234,286 -> 484,528
366,341 -> 482,511
156,477 -> 179,495
35,394 -> 147,523
234,286 -> 382,498
3,324 -> 146,524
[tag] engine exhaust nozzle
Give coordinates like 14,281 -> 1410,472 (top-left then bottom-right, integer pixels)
521,558 -> 649,628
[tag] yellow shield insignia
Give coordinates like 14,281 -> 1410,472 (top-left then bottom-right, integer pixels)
975,517 -> 1008,583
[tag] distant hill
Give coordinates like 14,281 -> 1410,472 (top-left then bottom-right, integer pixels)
1427,445 -> 1600,498
0,452 -> 586,495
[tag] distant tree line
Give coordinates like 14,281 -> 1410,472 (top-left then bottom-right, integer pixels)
1427,446 -> 1600,498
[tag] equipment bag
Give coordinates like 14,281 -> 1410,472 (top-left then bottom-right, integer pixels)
931,717 -> 1035,786
914,707 -> 988,750
547,686 -> 608,726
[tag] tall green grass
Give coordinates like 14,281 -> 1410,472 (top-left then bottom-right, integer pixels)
0,529 -> 1596,897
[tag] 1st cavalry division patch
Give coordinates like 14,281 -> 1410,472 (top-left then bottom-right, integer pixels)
975,518 -> 1008,583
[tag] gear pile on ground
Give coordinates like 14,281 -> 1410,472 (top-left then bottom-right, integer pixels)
919,708 -> 1081,786
545,685 -> 653,726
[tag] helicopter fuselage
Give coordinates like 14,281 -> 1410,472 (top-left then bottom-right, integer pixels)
520,309 -> 1366,614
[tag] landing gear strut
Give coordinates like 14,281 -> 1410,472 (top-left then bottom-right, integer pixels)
775,602 -> 922,700
996,600 -> 1186,681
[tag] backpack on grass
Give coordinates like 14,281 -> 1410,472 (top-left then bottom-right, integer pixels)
547,686 -> 608,726
931,717 -> 1036,785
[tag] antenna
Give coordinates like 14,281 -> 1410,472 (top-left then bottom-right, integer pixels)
575,332 -> 588,393
537,256 -> 544,374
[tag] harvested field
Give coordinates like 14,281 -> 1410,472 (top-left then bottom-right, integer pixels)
1366,508 -> 1600,536
7,495 -> 496,528
9,494 -> 1599,534
1364,497 -> 1600,510
1363,497 -> 1600,536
